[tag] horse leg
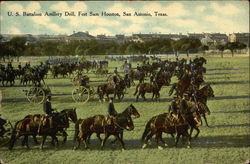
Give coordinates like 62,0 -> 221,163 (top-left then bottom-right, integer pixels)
142,132 -> 154,149
24,135 -> 30,149
151,93 -> 155,100
101,133 -> 110,149
189,127 -> 194,139
114,134 -> 125,150
136,93 -> 140,102
193,127 -> 200,138
156,132 -> 163,150
96,133 -> 102,143
22,135 -> 27,146
87,133 -> 92,144
142,92 -> 146,101
185,131 -> 191,148
203,114 -> 209,127
73,137 -> 81,150
33,135 -> 39,144
159,132 -> 168,147
62,130 -> 68,143
40,135 -> 47,150
174,134 -> 180,147
53,135 -> 59,147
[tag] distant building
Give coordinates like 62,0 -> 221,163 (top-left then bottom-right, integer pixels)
229,33 -> 250,47
188,33 -> 205,40
131,33 -> 188,42
66,31 -> 95,41
205,33 -> 228,45
115,34 -> 125,40
159,33 -> 188,40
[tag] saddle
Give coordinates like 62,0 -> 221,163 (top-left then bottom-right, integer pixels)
104,115 -> 115,126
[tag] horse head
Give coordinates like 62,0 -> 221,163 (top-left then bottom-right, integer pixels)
62,108 -> 78,123
205,84 -> 214,98
127,104 -> 140,118
126,115 -> 134,131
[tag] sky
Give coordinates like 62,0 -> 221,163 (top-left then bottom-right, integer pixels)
0,1 -> 249,36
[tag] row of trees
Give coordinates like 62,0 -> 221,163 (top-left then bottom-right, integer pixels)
0,36 -> 247,60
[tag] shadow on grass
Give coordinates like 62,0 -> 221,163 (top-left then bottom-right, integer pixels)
207,68 -> 248,71
3,133 -> 249,151
213,110 -> 250,114
209,123 -> 250,128
2,94 -> 249,103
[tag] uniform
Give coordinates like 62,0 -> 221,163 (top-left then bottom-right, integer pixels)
108,102 -> 117,116
43,101 -> 53,115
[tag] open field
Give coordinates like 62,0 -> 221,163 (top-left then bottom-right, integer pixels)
0,56 -> 249,164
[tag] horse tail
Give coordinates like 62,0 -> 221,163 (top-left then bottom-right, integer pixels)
134,83 -> 140,96
8,120 -> 21,150
141,119 -> 152,143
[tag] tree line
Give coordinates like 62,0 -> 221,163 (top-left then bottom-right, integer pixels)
0,36 -> 247,61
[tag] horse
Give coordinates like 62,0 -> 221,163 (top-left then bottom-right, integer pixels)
97,77 -> 127,101
74,104 -> 140,150
128,70 -> 145,85
9,108 -> 77,150
193,84 -> 214,127
141,113 -> 191,150
134,77 -> 167,101
169,73 -> 192,97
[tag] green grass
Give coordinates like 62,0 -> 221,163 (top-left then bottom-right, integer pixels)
0,56 -> 249,164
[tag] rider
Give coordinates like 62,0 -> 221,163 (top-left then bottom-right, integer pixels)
124,73 -> 130,88
150,74 -> 155,83
112,67 -> 120,90
169,97 -> 179,119
180,93 -> 190,115
43,96 -> 56,128
107,97 -> 117,117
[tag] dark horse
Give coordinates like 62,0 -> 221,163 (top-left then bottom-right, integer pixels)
74,104 -> 140,150
141,113 -> 191,149
9,108 -> 77,150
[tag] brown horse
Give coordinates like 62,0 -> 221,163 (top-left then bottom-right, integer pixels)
169,73 -> 192,97
9,108 -> 77,150
97,78 -> 127,101
193,84 -> 214,127
141,113 -> 191,149
134,77 -> 167,101
74,104 -> 140,150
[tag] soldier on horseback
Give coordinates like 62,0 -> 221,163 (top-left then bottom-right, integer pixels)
180,93 -> 190,112
107,97 -> 117,116
168,97 -> 180,120
43,96 -> 58,128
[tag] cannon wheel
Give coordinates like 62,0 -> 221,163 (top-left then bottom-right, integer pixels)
26,87 -> 45,104
0,121 -> 13,147
72,75 -> 80,86
72,86 -> 90,104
